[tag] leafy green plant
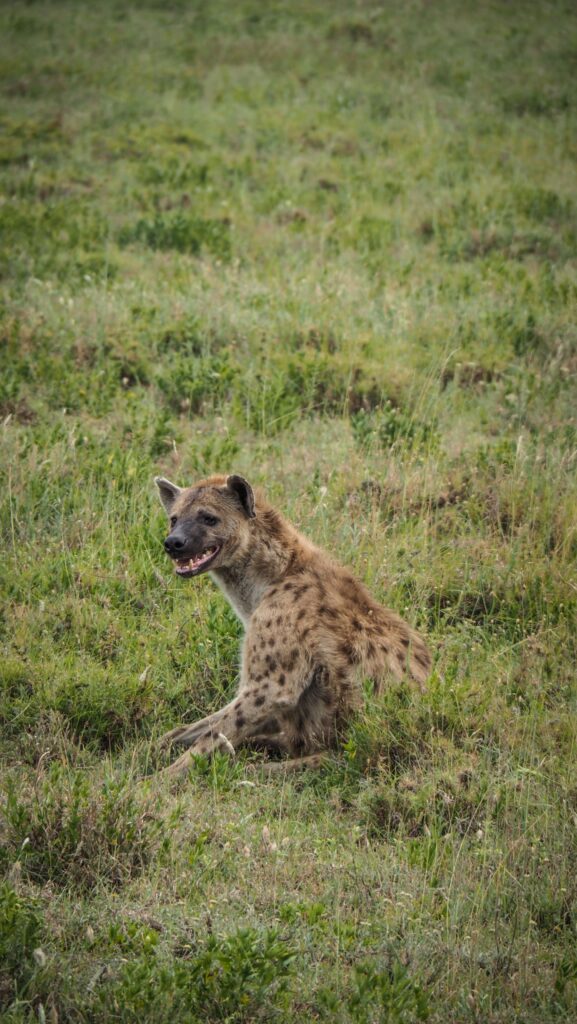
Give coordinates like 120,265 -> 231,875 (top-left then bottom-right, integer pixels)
96,928 -> 296,1023
319,957 -> 429,1023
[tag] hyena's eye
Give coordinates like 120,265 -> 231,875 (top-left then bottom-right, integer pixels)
200,512 -> 219,527
170,515 -> 178,527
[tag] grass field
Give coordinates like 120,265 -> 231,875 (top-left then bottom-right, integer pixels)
1,1 -> 577,1020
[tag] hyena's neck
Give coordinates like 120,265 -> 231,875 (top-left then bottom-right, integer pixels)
210,562 -> 270,624
210,512 -> 300,625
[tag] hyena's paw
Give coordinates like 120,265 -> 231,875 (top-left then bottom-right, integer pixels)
160,733 -> 231,779
160,709 -> 226,750
159,723 -> 200,750
160,748 -> 195,779
248,752 -> 329,774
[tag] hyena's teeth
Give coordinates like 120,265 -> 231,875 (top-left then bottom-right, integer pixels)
175,547 -> 219,573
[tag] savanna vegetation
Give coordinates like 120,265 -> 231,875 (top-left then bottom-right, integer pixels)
1,1 -> 576,1020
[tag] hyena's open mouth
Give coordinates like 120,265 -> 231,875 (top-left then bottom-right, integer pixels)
174,546 -> 221,578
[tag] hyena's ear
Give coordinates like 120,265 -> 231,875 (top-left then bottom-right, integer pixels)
154,477 -> 181,514
226,474 -> 256,518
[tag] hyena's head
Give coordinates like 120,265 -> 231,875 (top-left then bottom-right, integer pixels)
155,474 -> 256,579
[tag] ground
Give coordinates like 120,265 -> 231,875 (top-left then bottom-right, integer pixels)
1,1 -> 576,1021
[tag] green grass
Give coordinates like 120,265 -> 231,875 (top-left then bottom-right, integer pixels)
1,0 -> 577,1020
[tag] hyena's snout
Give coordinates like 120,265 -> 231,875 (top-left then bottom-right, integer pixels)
163,529 -> 188,556
163,528 -> 222,579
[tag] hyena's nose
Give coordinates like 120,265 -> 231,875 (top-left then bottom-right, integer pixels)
164,534 -> 186,555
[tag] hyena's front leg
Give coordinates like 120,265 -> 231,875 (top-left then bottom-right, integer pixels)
162,689 -> 286,777
162,629 -> 315,776
160,697 -> 284,751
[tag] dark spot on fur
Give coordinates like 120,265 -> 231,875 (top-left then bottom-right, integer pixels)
352,618 -> 361,631
296,608 -> 306,622
278,673 -> 286,686
260,638 -> 266,649
236,714 -> 245,727
283,647 -> 299,672
276,615 -> 283,625
265,619 -> 272,629
268,637 -> 275,647
262,681 -> 269,690
401,636 -> 410,648
340,640 -> 356,662
268,659 -> 277,672
254,695 -> 265,707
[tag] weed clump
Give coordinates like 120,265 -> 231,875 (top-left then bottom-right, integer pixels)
119,214 -> 231,261
0,883 -> 45,1009
351,403 -> 438,452
342,689 -> 431,777
358,770 -> 489,841
2,769 -> 167,891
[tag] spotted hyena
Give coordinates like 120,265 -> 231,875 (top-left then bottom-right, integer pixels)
155,474 -> 431,775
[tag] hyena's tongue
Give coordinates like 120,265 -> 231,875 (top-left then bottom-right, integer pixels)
175,547 -> 218,574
